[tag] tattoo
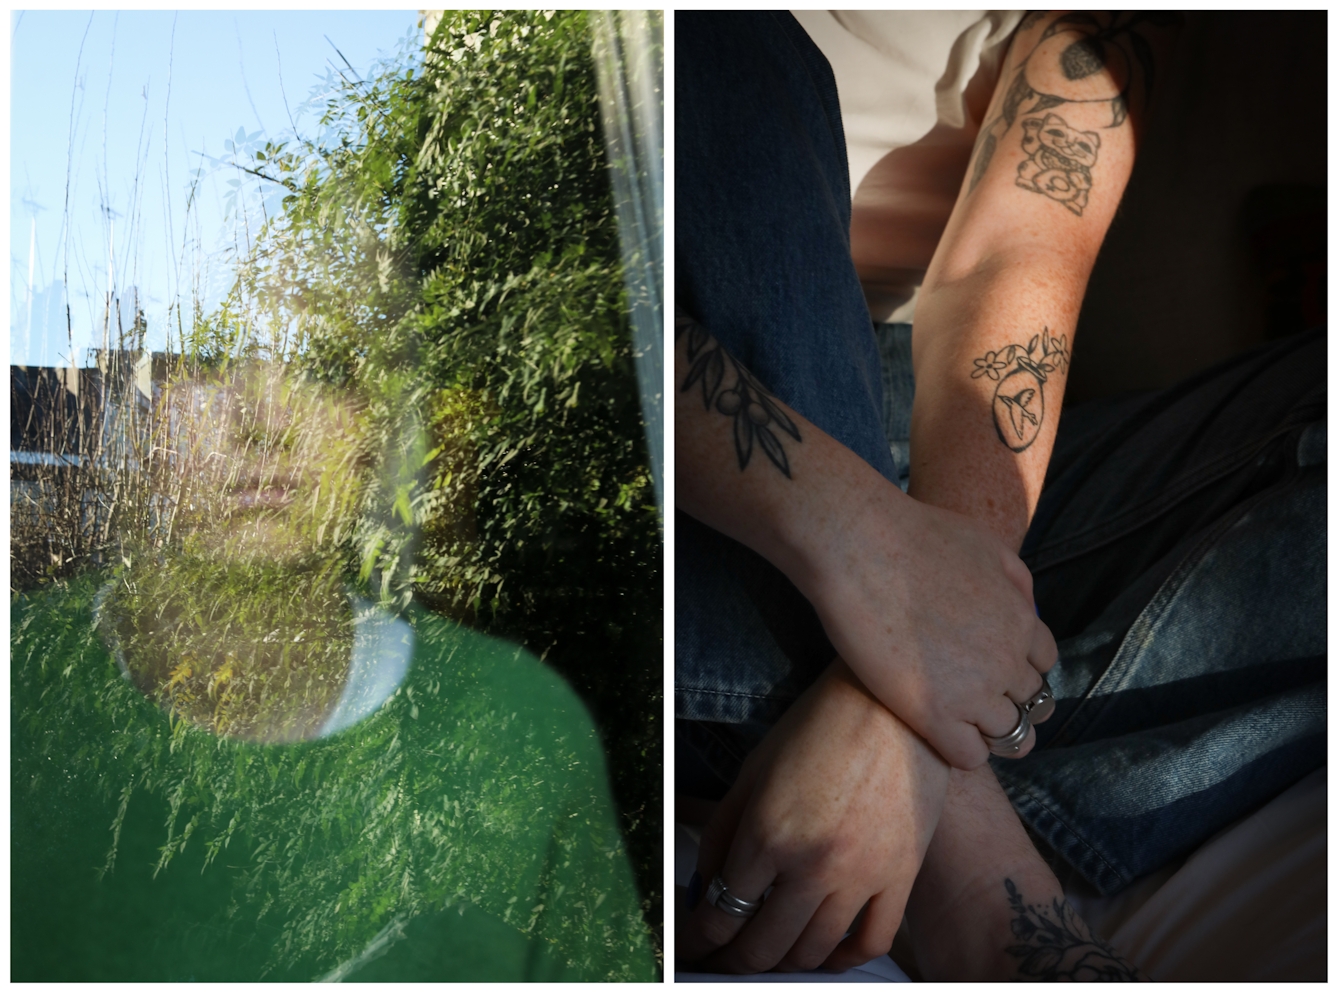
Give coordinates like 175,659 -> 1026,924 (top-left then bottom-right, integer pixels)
968,11 -> 1182,201
1016,113 -> 1100,215
970,326 -> 1070,453
1003,878 -> 1144,981
1016,10 -> 1046,33
676,309 -> 802,478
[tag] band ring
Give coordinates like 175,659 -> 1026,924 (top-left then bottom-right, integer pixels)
981,701 -> 1032,756
704,874 -> 763,918
1022,674 -> 1055,723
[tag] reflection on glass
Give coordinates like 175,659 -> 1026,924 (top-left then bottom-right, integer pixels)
11,9 -> 658,982
101,366 -> 370,743
14,352 -> 655,981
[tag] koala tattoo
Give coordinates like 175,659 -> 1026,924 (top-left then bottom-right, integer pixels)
1016,113 -> 1101,216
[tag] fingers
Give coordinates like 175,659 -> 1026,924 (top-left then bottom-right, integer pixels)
694,776 -> 750,886
680,786 -> 761,965
821,890 -> 904,974
696,880 -> 826,974
997,545 -> 1036,602
933,720 -> 991,771
977,695 -> 1037,761
774,891 -> 875,972
1028,614 -> 1059,674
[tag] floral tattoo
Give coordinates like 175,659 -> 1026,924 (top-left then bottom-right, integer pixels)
971,327 -> 1070,453
677,309 -> 802,478
1003,878 -> 1144,981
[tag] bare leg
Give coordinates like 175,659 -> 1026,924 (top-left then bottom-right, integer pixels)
906,765 -> 1146,981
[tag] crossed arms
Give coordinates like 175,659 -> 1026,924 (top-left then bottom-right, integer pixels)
677,11 -> 1178,976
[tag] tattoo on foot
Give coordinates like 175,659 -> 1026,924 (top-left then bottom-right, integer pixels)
968,11 -> 1182,206
970,327 -> 1069,453
1003,878 -> 1143,981
676,309 -> 802,478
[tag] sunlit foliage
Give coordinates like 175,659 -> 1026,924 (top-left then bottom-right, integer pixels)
226,9 -> 662,954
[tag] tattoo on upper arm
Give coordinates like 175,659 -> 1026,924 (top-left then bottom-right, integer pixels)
676,309 -> 802,478
1003,878 -> 1144,981
968,11 -> 1183,211
970,327 -> 1069,453
1016,114 -> 1100,215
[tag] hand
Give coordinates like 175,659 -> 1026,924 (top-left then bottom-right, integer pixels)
795,477 -> 1058,770
678,660 -> 950,974
674,317 -> 1056,771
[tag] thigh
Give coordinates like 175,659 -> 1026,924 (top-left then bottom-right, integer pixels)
676,11 -> 893,478
998,330 -> 1326,895
676,12 -> 895,781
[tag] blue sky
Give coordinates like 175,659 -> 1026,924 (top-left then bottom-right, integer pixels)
10,9 -> 422,367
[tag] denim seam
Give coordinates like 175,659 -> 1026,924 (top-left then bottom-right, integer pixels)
999,776 -> 1128,890
675,687 -> 788,703
1028,411 -> 1320,573
1044,464 -> 1302,750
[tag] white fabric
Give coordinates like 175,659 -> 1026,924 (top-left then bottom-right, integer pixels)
790,10 -> 1023,197
792,11 -> 1024,321
318,597 -> 414,737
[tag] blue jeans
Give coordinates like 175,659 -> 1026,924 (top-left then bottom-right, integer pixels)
675,11 -> 1326,897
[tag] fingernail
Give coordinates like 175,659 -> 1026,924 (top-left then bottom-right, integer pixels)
687,870 -> 702,910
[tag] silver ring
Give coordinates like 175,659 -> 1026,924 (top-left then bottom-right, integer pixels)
1023,674 -> 1055,723
981,701 -> 1032,756
704,874 -> 763,918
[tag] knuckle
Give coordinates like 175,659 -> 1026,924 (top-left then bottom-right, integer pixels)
735,945 -> 779,975
787,945 -> 831,972
696,912 -> 740,948
852,931 -> 893,961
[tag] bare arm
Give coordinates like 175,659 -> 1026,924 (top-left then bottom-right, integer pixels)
675,311 -> 1054,770
902,13 -> 1179,981
910,11 -> 1180,548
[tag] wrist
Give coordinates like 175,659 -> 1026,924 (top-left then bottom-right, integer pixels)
768,448 -> 915,603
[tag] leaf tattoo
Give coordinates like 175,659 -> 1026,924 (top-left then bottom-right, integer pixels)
677,308 -> 802,478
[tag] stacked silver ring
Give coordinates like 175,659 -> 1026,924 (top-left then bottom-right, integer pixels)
982,675 -> 1055,756
704,875 -> 763,918
1023,676 -> 1055,723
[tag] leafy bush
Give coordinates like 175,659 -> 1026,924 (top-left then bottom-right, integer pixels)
228,10 -> 661,958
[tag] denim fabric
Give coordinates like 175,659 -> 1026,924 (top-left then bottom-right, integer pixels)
674,10 -> 1326,896
998,329 -> 1327,894
676,10 -> 897,737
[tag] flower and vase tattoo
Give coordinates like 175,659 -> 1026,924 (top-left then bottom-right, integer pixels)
972,326 -> 1071,453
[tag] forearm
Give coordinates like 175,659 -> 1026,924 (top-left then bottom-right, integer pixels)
676,309 -> 1052,771
908,765 -> 1147,981
908,257 -> 1083,550
675,310 -> 909,600
908,12 -> 1177,550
